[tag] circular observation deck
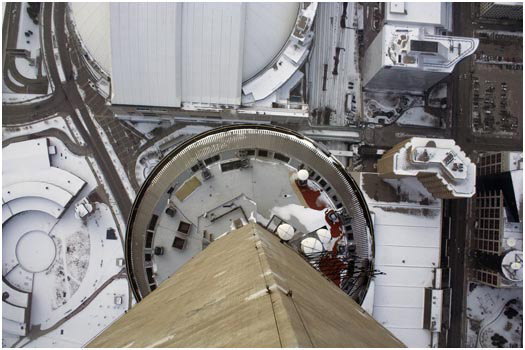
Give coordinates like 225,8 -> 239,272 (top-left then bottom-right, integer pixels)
126,125 -> 375,302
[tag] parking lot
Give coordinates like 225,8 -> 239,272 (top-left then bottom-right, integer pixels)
470,31 -> 522,137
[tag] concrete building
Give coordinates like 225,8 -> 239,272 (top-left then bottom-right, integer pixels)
384,2 -> 452,29
471,152 -> 523,288
87,223 -> 404,348
2,138 -> 87,345
363,2 -> 479,93
68,3 -> 316,121
377,138 -> 476,199
353,172 -> 450,347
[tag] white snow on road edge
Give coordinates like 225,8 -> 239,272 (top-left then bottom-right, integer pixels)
83,105 -> 137,201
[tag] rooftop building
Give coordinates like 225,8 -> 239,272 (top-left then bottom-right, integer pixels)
363,2 -> 478,93
363,25 -> 479,93
2,135 -> 128,347
377,138 -> 476,199
385,2 -> 452,30
88,223 -> 404,347
477,151 -> 523,176
352,172 -> 449,347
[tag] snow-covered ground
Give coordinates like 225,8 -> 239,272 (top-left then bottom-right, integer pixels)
13,3 -> 42,80
24,278 -> 129,347
15,56 -> 38,80
125,120 -> 165,139
2,114 -> 71,140
16,4 -> 41,53
2,120 -> 130,346
7,70 -> 24,87
2,93 -> 50,104
363,92 -> 443,128
466,282 -> 522,347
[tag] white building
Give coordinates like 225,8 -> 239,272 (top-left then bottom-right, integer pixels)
363,2 -> 479,93
354,172 -> 448,347
69,3 -> 316,118
377,137 -> 476,199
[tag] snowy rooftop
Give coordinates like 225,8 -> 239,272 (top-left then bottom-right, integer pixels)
362,23 -> 479,92
2,134 -> 128,347
378,137 -> 476,199
385,2 -> 451,29
376,25 -> 478,73
353,172 -> 444,348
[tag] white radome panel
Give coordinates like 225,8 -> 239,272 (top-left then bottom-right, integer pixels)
110,3 -> 182,107
70,3 -> 111,74
71,2 -> 300,107
243,2 -> 299,82
180,3 -> 245,106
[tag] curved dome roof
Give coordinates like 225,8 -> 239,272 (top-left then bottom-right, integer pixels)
70,3 -> 111,74
70,2 -> 299,82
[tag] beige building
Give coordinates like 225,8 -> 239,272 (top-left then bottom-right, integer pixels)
377,137 -> 476,199
88,223 -> 404,348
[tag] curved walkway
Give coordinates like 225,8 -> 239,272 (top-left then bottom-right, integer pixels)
2,197 -> 64,224
2,2 -> 49,94
3,181 -> 73,208
2,128 -> 91,156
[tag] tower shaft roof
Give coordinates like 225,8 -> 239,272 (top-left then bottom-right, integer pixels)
88,223 -> 403,347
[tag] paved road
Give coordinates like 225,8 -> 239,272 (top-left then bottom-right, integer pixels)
3,2 -> 48,94
443,198 -> 469,347
50,3 -> 132,218
445,3 -> 522,347
2,127 -> 91,156
14,268 -> 128,347
451,3 -> 522,156
4,3 -> 131,219
370,123 -> 449,148
3,4 -> 66,124
308,2 -> 360,126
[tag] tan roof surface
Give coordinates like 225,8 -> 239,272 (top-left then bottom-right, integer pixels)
88,223 -> 404,348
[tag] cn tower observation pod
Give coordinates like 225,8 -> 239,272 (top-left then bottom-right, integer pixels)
126,125 -> 375,302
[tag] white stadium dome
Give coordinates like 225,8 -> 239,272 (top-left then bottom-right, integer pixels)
70,2 -> 299,82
